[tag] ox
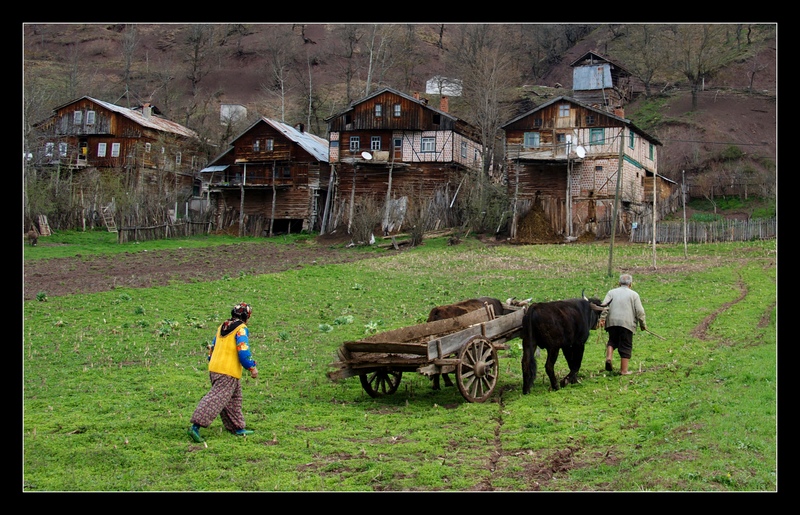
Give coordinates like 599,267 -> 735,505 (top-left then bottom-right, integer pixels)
521,292 -> 609,394
426,297 -> 504,389
427,297 -> 504,323
26,229 -> 38,247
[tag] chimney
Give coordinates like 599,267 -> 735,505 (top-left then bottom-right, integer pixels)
439,96 -> 449,113
143,103 -> 152,119
296,123 -> 305,133
614,107 -> 625,118
413,91 -> 420,100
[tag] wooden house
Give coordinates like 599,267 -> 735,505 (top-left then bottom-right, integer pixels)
502,95 -> 665,238
33,96 -> 202,195
570,51 -> 636,110
201,118 -> 331,236
324,87 -> 483,234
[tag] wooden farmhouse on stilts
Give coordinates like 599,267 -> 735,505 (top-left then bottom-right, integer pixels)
324,87 -> 484,238
200,117 -> 331,237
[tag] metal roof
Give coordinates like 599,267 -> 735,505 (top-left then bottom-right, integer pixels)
261,118 -> 329,163
199,165 -> 229,173
60,96 -> 199,140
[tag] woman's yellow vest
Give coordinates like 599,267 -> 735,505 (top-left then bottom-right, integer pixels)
208,322 -> 248,379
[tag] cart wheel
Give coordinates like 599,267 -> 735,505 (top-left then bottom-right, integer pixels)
359,369 -> 402,398
456,336 -> 498,403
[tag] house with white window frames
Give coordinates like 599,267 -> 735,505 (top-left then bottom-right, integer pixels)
324,87 -> 483,234
502,95 -> 672,239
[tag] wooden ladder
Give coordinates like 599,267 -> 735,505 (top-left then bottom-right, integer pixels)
102,205 -> 118,233
37,215 -> 52,236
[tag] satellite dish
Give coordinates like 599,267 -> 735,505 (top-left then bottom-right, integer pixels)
575,146 -> 586,158
361,151 -> 373,160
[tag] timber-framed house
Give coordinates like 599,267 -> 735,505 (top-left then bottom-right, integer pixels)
200,118 -> 331,236
503,95 -> 668,239
324,87 -> 483,235
32,96 -> 202,195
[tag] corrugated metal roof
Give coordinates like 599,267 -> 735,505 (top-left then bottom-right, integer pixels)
262,118 -> 329,162
199,165 -> 229,173
76,96 -> 199,139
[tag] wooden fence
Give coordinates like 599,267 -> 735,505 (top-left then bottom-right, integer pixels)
117,221 -> 214,243
629,218 -> 777,244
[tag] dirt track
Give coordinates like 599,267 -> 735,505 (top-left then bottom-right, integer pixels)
22,238 -> 382,301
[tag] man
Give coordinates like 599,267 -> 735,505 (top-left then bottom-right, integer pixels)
188,302 -> 258,442
599,274 -> 646,375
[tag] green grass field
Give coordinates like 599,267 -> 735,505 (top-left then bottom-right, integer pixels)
22,233 -> 777,491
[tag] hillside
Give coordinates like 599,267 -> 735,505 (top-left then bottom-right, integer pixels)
23,23 -> 777,203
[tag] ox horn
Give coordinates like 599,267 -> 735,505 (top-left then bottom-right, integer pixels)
582,289 -> 588,301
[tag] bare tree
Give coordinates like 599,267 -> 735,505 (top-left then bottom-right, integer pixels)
258,25 -> 300,122
120,25 -> 140,107
665,24 -> 731,111
447,25 -> 517,176
363,24 -> 397,96
609,24 -> 670,98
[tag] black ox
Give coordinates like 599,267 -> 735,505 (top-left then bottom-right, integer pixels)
521,292 -> 609,394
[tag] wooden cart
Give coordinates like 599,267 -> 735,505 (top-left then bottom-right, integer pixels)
326,302 -> 526,403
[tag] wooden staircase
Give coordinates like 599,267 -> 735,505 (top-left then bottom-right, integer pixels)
102,205 -> 118,233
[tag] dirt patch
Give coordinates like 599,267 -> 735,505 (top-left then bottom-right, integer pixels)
22,238 -> 388,301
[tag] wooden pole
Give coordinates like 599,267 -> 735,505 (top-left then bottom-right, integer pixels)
652,171 -> 657,269
238,163 -> 246,237
348,167 -> 356,234
269,161 -> 276,237
682,170 -> 688,258
321,164 -> 335,235
607,127 -> 625,277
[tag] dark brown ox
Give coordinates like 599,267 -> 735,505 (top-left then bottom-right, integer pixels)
26,229 -> 38,246
427,297 -> 503,323
521,292 -> 609,393
426,297 -> 504,389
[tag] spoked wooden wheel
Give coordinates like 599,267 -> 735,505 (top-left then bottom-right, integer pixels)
456,336 -> 499,403
359,369 -> 402,398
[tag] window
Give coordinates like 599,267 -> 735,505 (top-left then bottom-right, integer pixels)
461,141 -> 467,158
86,110 -> 96,125
533,118 -> 543,128
266,139 -> 274,151
374,104 -> 382,117
393,104 -> 401,117
45,142 -> 54,157
370,136 -> 381,151
590,128 -> 605,145
558,104 -> 570,118
145,142 -> 151,153
350,136 -> 360,152
58,142 -> 68,157
421,137 -> 435,152
111,142 -> 121,158
595,165 -> 603,173
523,132 -> 540,148
175,152 -> 182,165
556,133 -> 566,145
254,139 -> 260,152
628,130 -> 635,149
73,111 -> 82,125
585,115 -> 595,125
649,143 -> 654,160
98,142 -> 107,157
